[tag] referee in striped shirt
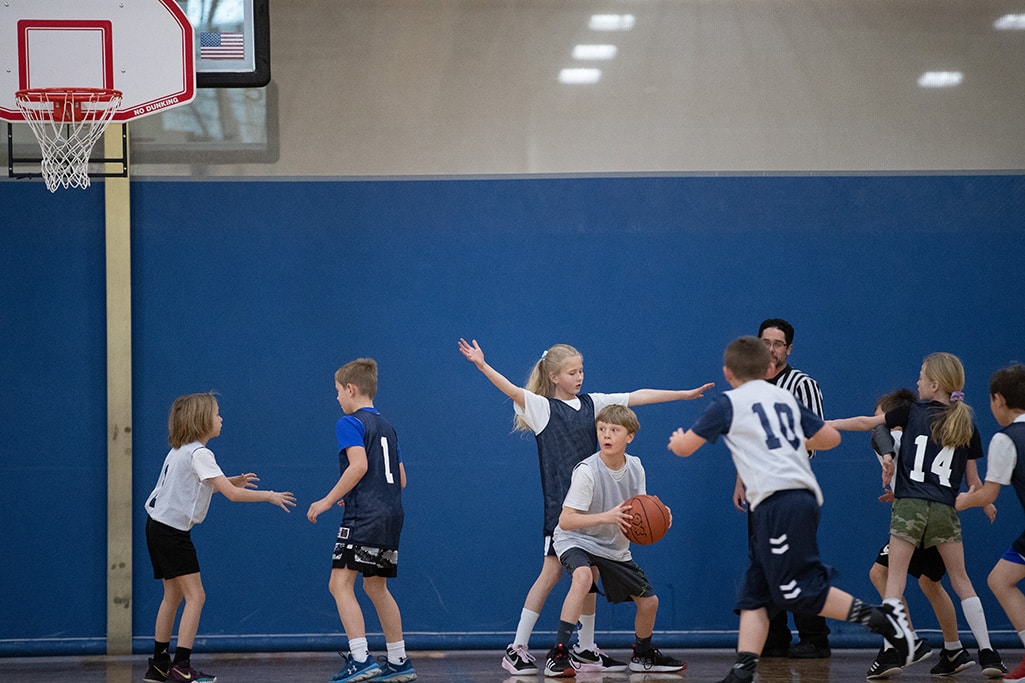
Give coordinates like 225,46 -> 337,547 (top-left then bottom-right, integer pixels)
757,318 -> 830,660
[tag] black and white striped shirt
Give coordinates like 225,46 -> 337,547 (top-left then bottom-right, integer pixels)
770,365 -> 823,457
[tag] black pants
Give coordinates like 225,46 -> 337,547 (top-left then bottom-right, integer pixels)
765,610 -> 830,649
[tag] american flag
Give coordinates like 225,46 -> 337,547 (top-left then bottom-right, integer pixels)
199,31 -> 245,60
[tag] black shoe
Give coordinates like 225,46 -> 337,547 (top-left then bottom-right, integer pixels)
629,646 -> 686,673
866,648 -> 903,679
715,667 -> 754,683
911,637 -> 932,664
979,648 -> 1007,677
760,646 -> 789,658
930,647 -> 974,676
866,600 -> 915,666
788,640 -> 830,659
543,644 -> 576,678
144,658 -> 170,683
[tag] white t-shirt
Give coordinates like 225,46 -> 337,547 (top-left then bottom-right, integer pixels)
144,441 -> 225,531
984,414 -> 1025,485
515,390 -> 630,434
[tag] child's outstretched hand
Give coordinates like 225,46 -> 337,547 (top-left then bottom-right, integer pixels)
681,382 -> 715,399
458,338 -> 485,367
306,498 -> 333,523
230,472 -> 260,489
269,491 -> 296,512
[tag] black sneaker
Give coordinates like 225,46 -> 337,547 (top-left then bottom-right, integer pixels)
629,646 -> 686,673
929,647 -> 974,676
144,658 -> 170,683
978,648 -> 1007,677
715,667 -> 754,683
543,643 -> 576,678
760,646 -> 789,658
501,644 -> 537,676
788,640 -> 830,659
866,648 -> 903,679
866,600 -> 915,667
912,637 -> 932,664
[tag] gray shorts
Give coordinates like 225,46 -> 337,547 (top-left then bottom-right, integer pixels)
559,546 -> 654,604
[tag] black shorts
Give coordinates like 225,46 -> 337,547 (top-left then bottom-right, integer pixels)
875,542 -> 947,582
333,542 -> 398,578
145,516 -> 200,580
738,489 -> 832,615
558,546 -> 655,604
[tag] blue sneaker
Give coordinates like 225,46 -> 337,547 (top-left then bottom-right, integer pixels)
369,657 -> 417,682
330,653 -> 382,683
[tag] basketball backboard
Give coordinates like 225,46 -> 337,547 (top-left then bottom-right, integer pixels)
181,0 -> 271,88
0,0 -> 196,123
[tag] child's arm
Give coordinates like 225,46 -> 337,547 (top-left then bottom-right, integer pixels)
827,414 -> 887,431
628,384 -> 715,406
458,338 -> 526,409
962,460 -> 997,522
229,472 -> 260,489
209,475 -> 296,511
558,502 -> 631,534
399,461 -> 407,489
307,446 -> 368,523
956,480 -> 1001,511
806,423 -> 841,451
667,427 -> 706,458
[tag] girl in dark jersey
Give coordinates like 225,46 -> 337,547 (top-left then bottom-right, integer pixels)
459,338 -> 712,675
830,352 -> 1006,677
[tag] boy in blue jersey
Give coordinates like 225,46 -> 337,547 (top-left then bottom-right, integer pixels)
956,363 -> 1025,682
307,358 -> 416,683
667,336 -> 915,683
541,404 -> 686,678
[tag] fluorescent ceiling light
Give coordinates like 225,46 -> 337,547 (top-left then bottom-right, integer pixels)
994,14 -> 1025,30
559,68 -> 602,84
572,44 -> 618,60
589,14 -> 635,31
918,71 -> 963,88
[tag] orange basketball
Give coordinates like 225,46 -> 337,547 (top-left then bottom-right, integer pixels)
622,494 -> 671,545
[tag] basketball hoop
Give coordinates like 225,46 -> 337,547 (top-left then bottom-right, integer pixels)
14,88 -> 123,192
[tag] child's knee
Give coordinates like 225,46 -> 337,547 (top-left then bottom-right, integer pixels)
869,562 -> 887,589
634,594 -> 659,615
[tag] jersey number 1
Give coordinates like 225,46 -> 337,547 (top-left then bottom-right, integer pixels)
380,436 -> 396,484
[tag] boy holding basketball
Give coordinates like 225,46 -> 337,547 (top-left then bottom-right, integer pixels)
542,404 -> 686,678
667,336 -> 916,683
307,358 -> 415,683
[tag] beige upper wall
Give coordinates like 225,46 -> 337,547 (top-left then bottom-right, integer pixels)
129,0 -> 1025,177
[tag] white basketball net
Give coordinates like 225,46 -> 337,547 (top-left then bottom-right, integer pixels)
15,89 -> 123,192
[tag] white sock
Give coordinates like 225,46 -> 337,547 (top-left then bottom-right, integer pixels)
386,640 -> 407,665
945,640 -> 964,652
514,608 -> 540,648
961,596 -> 992,650
577,614 -> 596,651
349,637 -> 369,662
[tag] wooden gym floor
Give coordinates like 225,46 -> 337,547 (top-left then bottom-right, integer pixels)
1,648 -> 1021,683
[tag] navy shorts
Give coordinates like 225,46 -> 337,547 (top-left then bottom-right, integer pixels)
145,516 -> 200,580
738,489 -> 832,615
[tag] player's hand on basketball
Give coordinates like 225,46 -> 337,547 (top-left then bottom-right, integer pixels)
681,382 -> 715,400
610,501 -> 633,534
232,472 -> 260,489
458,338 -> 485,366
270,490 -> 296,512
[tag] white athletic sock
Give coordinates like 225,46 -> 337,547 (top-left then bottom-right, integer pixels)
577,614 -> 596,651
945,640 -> 964,651
514,608 -> 540,648
961,596 -> 992,650
349,637 -> 369,662
386,640 -> 407,665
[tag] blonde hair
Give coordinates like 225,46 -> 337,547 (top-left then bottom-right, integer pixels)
168,392 -> 219,448
596,404 -> 640,434
922,352 -> 974,448
513,343 -> 582,432
335,358 -> 378,398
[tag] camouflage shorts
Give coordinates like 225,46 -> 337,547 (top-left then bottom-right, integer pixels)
890,497 -> 961,547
